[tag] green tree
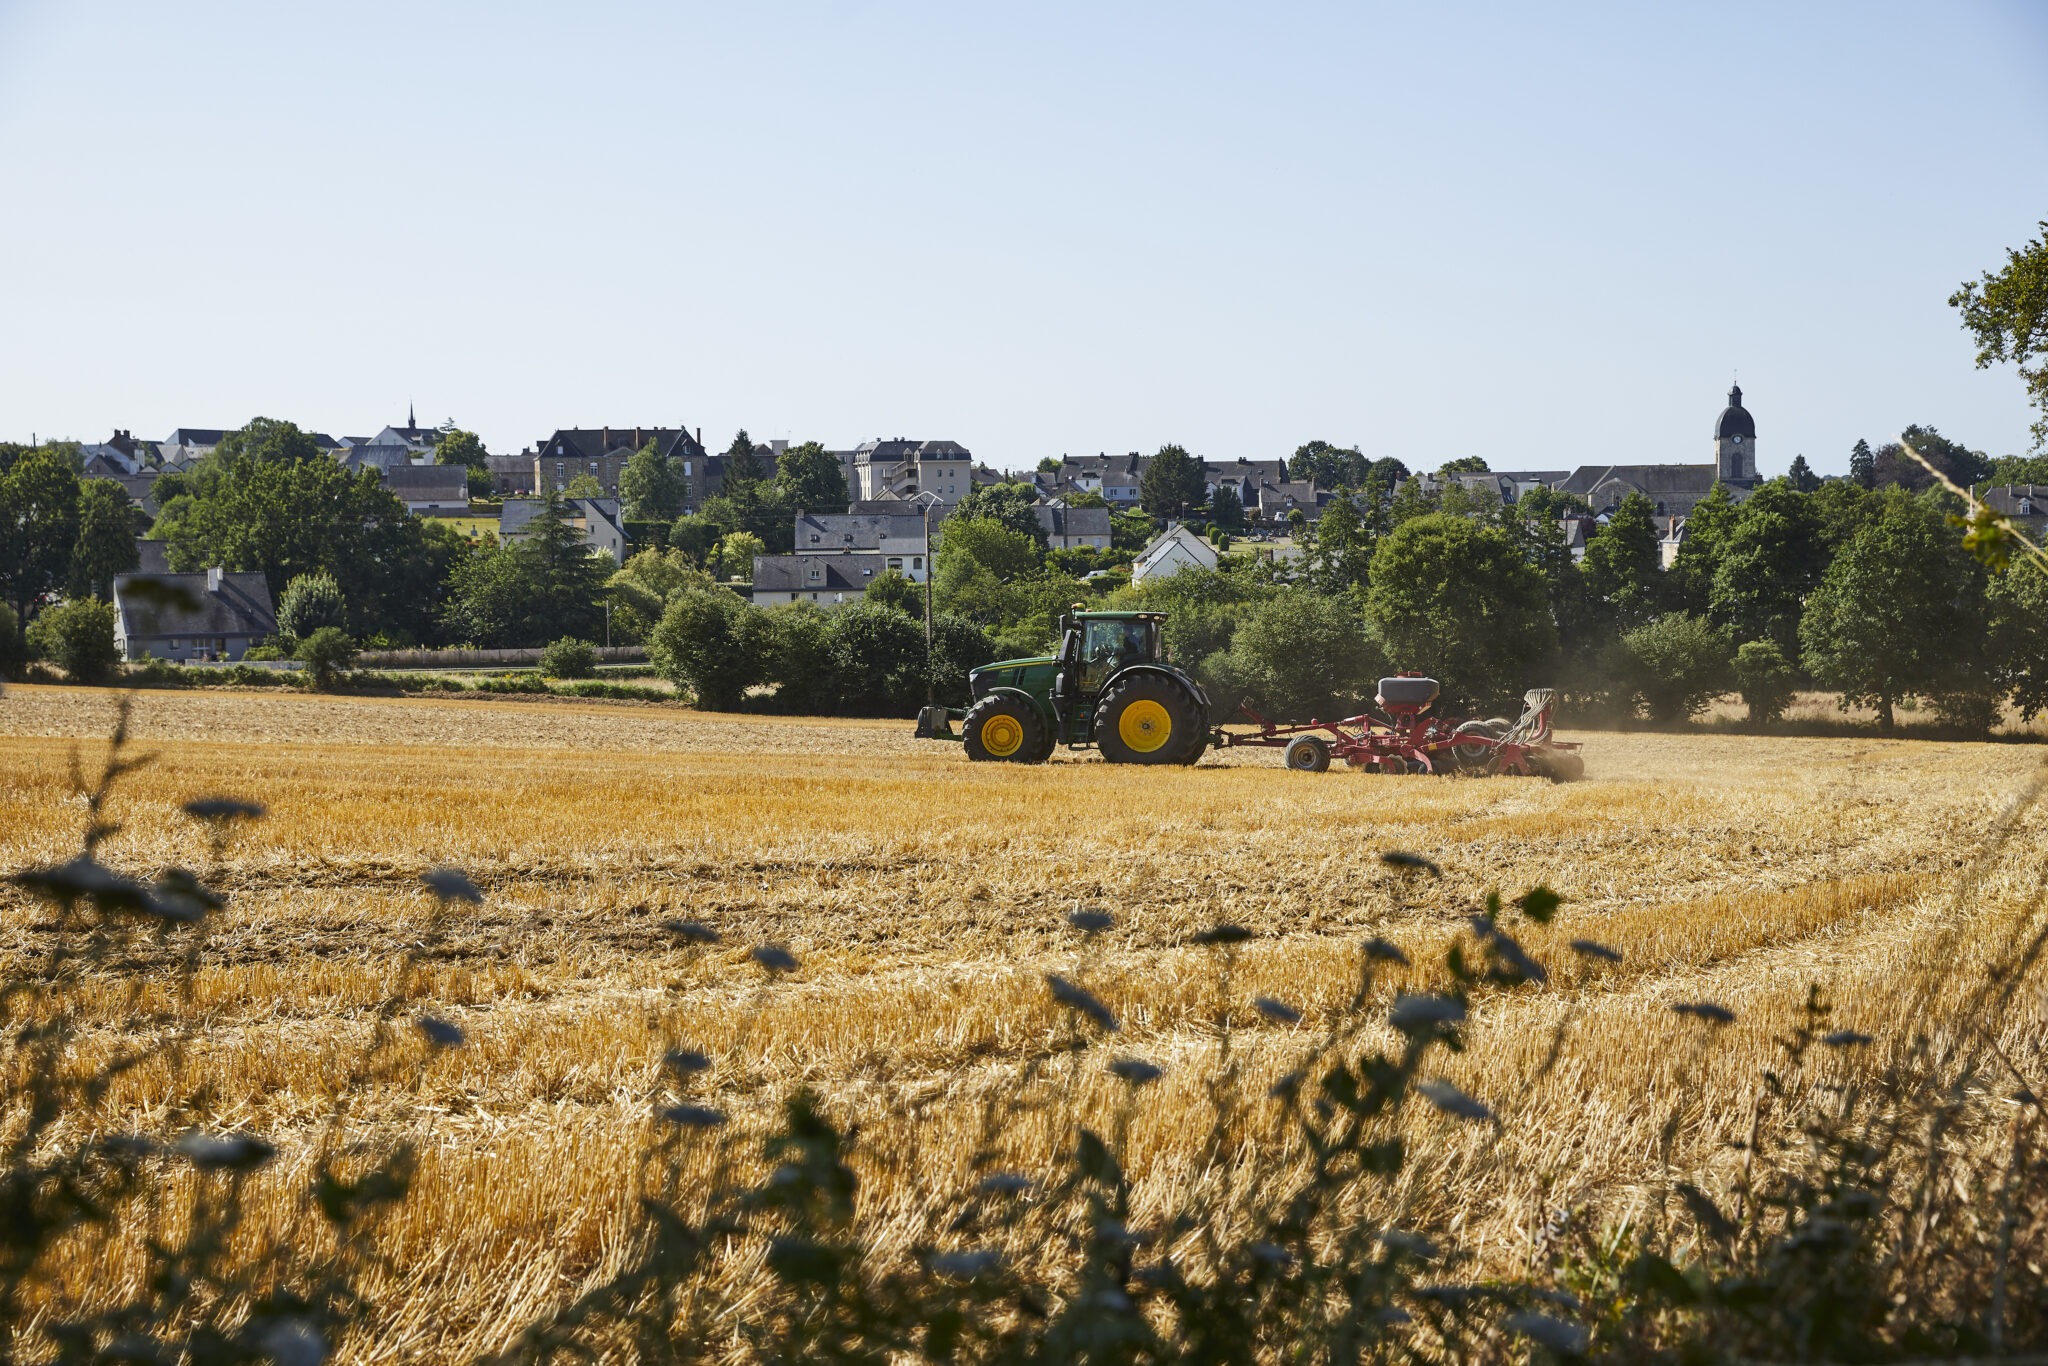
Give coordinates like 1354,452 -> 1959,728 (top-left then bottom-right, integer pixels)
275,571 -> 349,642
1665,482 -> 1740,615
0,601 -> 25,680
67,478 -> 140,603
722,430 -> 765,491
1951,220 -> 2048,451
1208,483 -> 1246,533
711,531 -> 766,581
25,597 -> 118,683
618,442 -> 689,522
1302,496 -> 1374,595
1732,639 -> 1799,726
148,418 -> 442,640
1578,492 -> 1663,632
436,429 -> 487,471
1438,456 -> 1489,475
0,447 -> 83,621
295,626 -> 357,690
1786,454 -> 1820,493
565,474 -> 604,499
775,441 -> 849,513
440,492 -> 607,646
1811,479 -> 1879,553
827,602 -> 926,716
1799,492 -> 1985,729
1288,440 -> 1368,487
925,612 -> 994,707
941,517 -> 1040,581
667,514 -> 721,565
1139,444 -> 1207,520
1870,425 -> 1989,491
649,586 -> 773,710
1385,476 -> 1438,527
1364,513 -> 1556,709
1849,438 -> 1875,488
1516,485 -> 1591,520
1985,454 -> 2048,486
951,481 -> 1046,547
1212,588 -> 1381,722
1621,613 -> 1732,723
1709,479 -> 1826,658
755,602 -> 831,713
865,569 -> 921,614
1988,560 -> 2048,721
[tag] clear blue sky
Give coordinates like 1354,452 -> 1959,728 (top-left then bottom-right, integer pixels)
1,1 -> 2042,475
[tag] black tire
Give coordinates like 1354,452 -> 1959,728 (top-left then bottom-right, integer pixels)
963,694 -> 1046,763
1025,718 -> 1059,763
1096,674 -> 1201,766
1284,735 -> 1331,772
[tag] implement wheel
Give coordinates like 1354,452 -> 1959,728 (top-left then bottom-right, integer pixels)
1284,735 -> 1331,773
1097,675 -> 1200,766
964,695 -> 1047,764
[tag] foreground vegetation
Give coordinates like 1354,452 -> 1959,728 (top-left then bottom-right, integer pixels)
3,686 -> 2045,1362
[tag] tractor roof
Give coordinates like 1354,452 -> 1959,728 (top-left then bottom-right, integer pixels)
1074,610 -> 1166,622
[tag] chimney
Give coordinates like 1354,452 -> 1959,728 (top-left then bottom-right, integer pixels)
633,426 -> 642,448
207,566 -> 223,593
695,427 -> 701,446
601,425 -> 610,451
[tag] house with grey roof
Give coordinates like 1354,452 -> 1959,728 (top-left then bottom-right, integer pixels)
751,553 -> 888,606
1980,485 -> 2048,537
375,464 -> 469,514
112,568 -> 277,662
1039,504 -> 1111,549
795,511 -> 939,580
499,497 -> 630,562
532,425 -> 710,501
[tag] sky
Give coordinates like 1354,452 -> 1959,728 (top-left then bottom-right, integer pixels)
0,2 -> 2042,477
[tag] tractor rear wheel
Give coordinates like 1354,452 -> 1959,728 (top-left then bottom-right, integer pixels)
1096,675 -> 1200,765
1284,735 -> 1331,772
964,695 -> 1047,764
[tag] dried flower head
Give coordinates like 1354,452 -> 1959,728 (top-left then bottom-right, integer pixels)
1363,937 -> 1410,964
752,944 -> 799,973
182,796 -> 267,823
665,1049 -> 712,1074
420,868 -> 483,904
1672,1001 -> 1736,1025
660,1104 -> 726,1128
1389,993 -> 1466,1033
416,1016 -> 465,1048
1107,1057 -> 1163,1085
174,1131 -> 276,1170
1193,923 -> 1252,946
1822,1030 -> 1873,1047
1380,851 -> 1441,876
1254,997 -> 1302,1025
1569,938 -> 1623,963
1067,908 -> 1113,933
1416,1079 -> 1493,1123
663,919 -> 721,943
1046,974 -> 1119,1031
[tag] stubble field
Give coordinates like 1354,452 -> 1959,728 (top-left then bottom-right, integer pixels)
2,683 -> 2045,1362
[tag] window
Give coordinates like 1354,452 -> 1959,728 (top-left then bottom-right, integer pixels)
913,556 -> 923,569
888,558 -> 903,571
2022,499 -> 2035,516
810,534 -> 820,544
808,567 -> 821,580
863,567 -> 873,577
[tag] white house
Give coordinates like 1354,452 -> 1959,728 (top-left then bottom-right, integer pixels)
1130,524 -> 1219,584
113,568 -> 277,662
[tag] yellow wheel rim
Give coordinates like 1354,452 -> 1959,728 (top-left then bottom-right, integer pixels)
1118,699 -> 1173,753
981,713 -> 1025,758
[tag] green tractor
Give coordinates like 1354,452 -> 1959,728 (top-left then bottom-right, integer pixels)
919,610 -> 1212,765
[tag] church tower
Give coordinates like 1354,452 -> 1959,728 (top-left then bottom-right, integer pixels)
1713,383 -> 1757,486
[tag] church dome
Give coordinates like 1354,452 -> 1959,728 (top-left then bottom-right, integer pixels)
1714,384 -> 1755,440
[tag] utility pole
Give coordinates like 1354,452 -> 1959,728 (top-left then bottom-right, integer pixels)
914,491 -> 940,705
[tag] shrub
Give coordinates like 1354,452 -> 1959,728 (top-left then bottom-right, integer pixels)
1732,638 -> 1799,725
1622,611 -> 1733,722
864,569 -> 921,614
538,636 -> 598,678
649,587 -> 774,710
295,626 -> 358,690
274,571 -> 349,643
826,602 -> 926,716
25,598 -> 120,684
925,612 -> 995,707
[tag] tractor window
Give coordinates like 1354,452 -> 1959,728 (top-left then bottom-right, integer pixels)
1080,619 -> 1153,692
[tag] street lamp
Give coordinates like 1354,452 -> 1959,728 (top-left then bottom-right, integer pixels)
911,490 -> 942,704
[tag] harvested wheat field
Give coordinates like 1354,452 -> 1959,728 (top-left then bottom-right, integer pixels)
3,682 -> 2046,1362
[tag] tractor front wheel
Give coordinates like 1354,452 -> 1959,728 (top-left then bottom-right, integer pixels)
963,695 -> 1047,764
1096,675 -> 1201,765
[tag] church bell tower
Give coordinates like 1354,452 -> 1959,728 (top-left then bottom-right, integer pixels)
1713,383 -> 1757,486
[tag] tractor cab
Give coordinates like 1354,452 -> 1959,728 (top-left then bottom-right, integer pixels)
935,609 -> 1211,766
